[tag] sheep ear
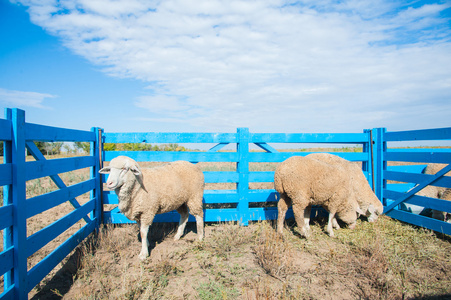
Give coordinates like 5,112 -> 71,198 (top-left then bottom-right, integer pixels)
99,166 -> 111,174
130,164 -> 142,176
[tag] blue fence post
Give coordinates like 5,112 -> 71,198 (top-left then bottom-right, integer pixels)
9,108 -> 27,299
372,128 -> 386,204
237,128 -> 250,226
90,127 -> 103,228
362,129 -> 371,184
3,109 -> 13,292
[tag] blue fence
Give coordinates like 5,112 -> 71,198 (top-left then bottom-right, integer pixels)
102,128 -> 374,225
1,108 -> 450,299
382,127 -> 451,234
0,109 -> 102,300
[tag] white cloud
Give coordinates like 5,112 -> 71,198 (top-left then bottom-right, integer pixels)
0,88 -> 56,109
13,0 -> 451,132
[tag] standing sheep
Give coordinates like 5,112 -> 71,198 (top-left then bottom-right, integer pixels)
99,156 -> 204,260
306,153 -> 383,224
415,163 -> 451,222
275,156 -> 364,237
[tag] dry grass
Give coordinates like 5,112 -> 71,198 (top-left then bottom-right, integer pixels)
44,216 -> 451,300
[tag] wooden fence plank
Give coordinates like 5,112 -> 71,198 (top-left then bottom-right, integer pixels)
104,132 -> 238,143
0,163 -> 12,186
384,171 -> 451,188
385,151 -> 451,163
0,204 -> 13,231
247,190 -> 277,203
0,118 -> 12,141
385,127 -> 451,142
25,123 -> 95,142
203,190 -> 239,203
26,179 -> 96,218
384,190 -> 451,213
103,190 -> 241,205
247,151 -> 369,162
387,164 -> 427,173
104,151 -> 239,162
249,172 -> 274,182
26,199 -> 95,258
25,156 -> 95,181
250,132 -> 368,143
0,246 -> 14,276
204,171 -> 239,183
26,220 -> 96,293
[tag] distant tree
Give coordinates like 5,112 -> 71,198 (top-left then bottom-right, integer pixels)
74,142 -> 90,154
98,143 -> 188,152
51,142 -> 63,155
34,142 -> 47,155
63,144 -> 74,154
103,143 -> 116,151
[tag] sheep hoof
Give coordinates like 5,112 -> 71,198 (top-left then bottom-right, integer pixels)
138,252 -> 149,261
174,235 -> 181,241
299,228 -> 311,238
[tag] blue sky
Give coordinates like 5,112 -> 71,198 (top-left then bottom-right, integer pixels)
0,0 -> 450,135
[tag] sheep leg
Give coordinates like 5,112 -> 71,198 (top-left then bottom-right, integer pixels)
187,194 -> 204,241
174,204 -> 189,241
293,202 -> 310,238
138,223 -> 151,260
332,217 -> 340,229
194,214 -> 204,241
327,211 -> 336,237
304,205 -> 312,231
277,193 -> 291,234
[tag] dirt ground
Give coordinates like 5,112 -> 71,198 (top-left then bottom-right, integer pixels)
27,216 -> 451,300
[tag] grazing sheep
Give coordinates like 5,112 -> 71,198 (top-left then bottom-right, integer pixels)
306,153 -> 383,224
275,155 -> 365,237
416,163 -> 451,223
99,156 -> 204,260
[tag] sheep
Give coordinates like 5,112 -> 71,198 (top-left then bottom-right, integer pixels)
99,156 -> 204,260
275,155 -> 365,237
415,163 -> 451,223
306,153 -> 383,225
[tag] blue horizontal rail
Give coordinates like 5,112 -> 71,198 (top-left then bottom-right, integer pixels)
104,151 -> 239,162
104,132 -> 238,143
0,118 -> 12,140
384,127 -> 451,141
0,163 -> 12,186
25,156 -> 95,181
249,132 -> 368,143
0,204 -> 13,231
385,151 -> 451,163
25,123 -> 96,142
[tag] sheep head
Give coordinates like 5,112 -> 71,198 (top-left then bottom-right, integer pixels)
99,156 -> 142,190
